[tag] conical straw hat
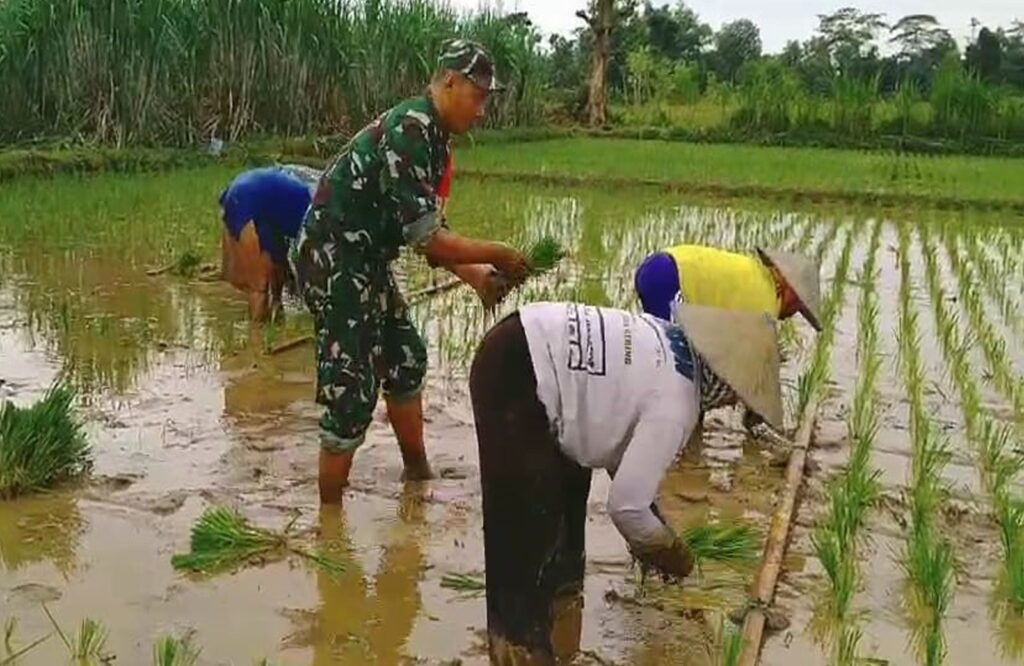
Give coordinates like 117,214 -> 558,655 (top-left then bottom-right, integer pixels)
671,302 -> 784,430
757,248 -> 822,332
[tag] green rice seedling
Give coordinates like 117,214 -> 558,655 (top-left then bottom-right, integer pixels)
834,623 -> 867,666
683,523 -> 760,570
440,572 -> 486,596
171,507 -> 284,574
69,618 -> 110,664
153,634 -> 200,666
525,236 -> 567,275
941,231 -> 1024,422
713,613 -> 743,666
896,224 -> 957,666
0,384 -> 91,498
795,224 -> 857,420
171,506 -> 345,578
41,606 -> 111,665
918,223 -> 1024,621
961,232 -> 1024,339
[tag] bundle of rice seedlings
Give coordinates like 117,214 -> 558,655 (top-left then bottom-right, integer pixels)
525,236 -> 567,275
153,634 -> 200,666
440,572 -> 486,596
171,507 -> 345,578
171,250 -> 203,278
0,385 -> 91,498
683,524 -> 760,570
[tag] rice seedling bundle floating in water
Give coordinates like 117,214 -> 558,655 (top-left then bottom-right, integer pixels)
171,506 -> 345,578
0,385 -> 91,499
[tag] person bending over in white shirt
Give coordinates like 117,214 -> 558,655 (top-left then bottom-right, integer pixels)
469,299 -> 783,665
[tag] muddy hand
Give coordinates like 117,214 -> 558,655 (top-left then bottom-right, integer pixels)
492,245 -> 530,285
476,268 -> 511,310
632,532 -> 694,582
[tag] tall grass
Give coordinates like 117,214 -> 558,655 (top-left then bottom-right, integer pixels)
811,219 -> 883,663
896,223 -> 955,666
728,59 -> 1024,143
0,0 -> 544,146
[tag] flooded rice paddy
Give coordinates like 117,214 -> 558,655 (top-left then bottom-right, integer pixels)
1,165 -> 1023,665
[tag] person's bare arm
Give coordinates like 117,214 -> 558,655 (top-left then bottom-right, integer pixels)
446,263 -> 493,291
420,228 -> 528,281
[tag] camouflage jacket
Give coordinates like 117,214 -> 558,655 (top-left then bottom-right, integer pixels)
305,96 -> 451,263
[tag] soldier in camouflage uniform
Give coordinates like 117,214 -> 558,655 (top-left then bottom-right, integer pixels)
291,39 -> 529,503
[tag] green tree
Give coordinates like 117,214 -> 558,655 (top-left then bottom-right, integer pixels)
712,19 -> 762,83
1002,21 -> 1024,87
643,1 -> 711,63
889,14 -> 956,91
966,27 -> 1003,83
816,7 -> 888,75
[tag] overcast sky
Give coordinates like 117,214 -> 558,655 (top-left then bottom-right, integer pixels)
449,1 -> 1021,52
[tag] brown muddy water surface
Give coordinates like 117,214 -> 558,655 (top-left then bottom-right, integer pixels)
1,167 -> 1023,665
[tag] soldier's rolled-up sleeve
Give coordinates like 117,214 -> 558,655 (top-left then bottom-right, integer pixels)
381,114 -> 442,249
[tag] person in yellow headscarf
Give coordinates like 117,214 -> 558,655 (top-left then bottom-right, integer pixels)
634,244 -> 821,434
633,244 -> 822,330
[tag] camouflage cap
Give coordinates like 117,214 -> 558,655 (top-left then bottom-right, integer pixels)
438,38 -> 504,92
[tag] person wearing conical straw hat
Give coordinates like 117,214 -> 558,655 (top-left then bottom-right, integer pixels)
634,244 -> 820,433
634,244 -> 821,330
469,299 -> 783,665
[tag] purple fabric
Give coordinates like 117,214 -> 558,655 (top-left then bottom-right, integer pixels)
634,251 -> 679,321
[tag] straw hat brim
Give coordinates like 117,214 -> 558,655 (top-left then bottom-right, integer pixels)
757,248 -> 822,332
671,302 -> 784,430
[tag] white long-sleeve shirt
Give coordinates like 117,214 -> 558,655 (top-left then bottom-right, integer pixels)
520,302 -> 700,549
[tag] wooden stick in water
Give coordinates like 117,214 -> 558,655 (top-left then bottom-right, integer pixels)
736,394 -> 821,666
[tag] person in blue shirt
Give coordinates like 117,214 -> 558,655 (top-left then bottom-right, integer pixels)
219,165 -> 319,321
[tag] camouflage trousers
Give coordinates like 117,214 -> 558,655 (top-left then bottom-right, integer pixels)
291,230 -> 427,453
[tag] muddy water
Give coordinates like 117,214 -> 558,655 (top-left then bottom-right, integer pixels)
1,170 -> 1023,665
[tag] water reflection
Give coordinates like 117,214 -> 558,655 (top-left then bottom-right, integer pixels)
0,491 -> 83,575
283,488 -> 427,665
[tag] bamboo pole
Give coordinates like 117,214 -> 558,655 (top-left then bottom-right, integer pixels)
736,394 -> 822,666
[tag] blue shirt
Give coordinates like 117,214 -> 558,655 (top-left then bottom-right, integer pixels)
219,167 -> 314,263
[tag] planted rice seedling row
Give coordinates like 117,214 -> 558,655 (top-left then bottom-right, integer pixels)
810,218 -> 884,664
895,223 -> 955,666
795,223 -> 857,421
959,231 -> 1024,341
917,224 -> 1024,620
940,230 -> 1024,422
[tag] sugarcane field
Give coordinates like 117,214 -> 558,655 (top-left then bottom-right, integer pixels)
2,1 -> 1024,665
